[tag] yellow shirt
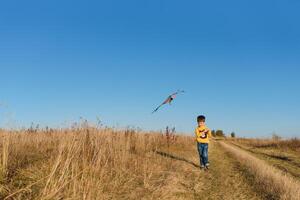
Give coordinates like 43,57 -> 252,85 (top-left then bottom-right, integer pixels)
195,126 -> 212,143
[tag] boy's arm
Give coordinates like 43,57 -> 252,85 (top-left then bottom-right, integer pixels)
207,128 -> 212,138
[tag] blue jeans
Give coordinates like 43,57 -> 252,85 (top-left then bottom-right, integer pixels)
197,143 -> 208,167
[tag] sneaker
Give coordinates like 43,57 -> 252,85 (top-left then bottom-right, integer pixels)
205,163 -> 210,170
200,165 -> 205,170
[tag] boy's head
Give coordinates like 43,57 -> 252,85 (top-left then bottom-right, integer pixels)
197,115 -> 206,126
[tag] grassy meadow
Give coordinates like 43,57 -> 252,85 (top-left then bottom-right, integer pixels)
0,126 -> 300,200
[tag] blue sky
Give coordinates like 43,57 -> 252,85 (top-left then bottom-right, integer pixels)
0,0 -> 299,137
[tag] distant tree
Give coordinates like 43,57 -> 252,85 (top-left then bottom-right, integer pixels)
216,130 -> 225,137
231,132 -> 236,138
211,130 -> 216,137
272,133 -> 281,140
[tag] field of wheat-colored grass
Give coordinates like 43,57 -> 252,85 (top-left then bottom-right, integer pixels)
1,126 -> 300,200
228,138 -> 300,152
0,126 -> 193,199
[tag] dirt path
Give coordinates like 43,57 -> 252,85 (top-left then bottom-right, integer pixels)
156,141 -> 263,200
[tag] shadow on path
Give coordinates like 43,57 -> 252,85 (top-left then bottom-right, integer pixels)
154,150 -> 200,168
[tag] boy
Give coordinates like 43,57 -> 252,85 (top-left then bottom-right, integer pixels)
195,115 -> 212,170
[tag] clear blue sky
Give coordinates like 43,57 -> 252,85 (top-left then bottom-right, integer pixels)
0,0 -> 299,137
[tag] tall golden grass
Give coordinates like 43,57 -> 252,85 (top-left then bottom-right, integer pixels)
220,141 -> 300,200
0,127 -> 192,199
1,126 -> 300,199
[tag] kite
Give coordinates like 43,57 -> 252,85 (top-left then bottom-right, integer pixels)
152,90 -> 185,113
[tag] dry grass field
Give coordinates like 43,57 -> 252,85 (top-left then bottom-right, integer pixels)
0,127 -> 300,200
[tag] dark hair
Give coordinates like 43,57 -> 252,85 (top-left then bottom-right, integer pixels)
197,115 -> 206,122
